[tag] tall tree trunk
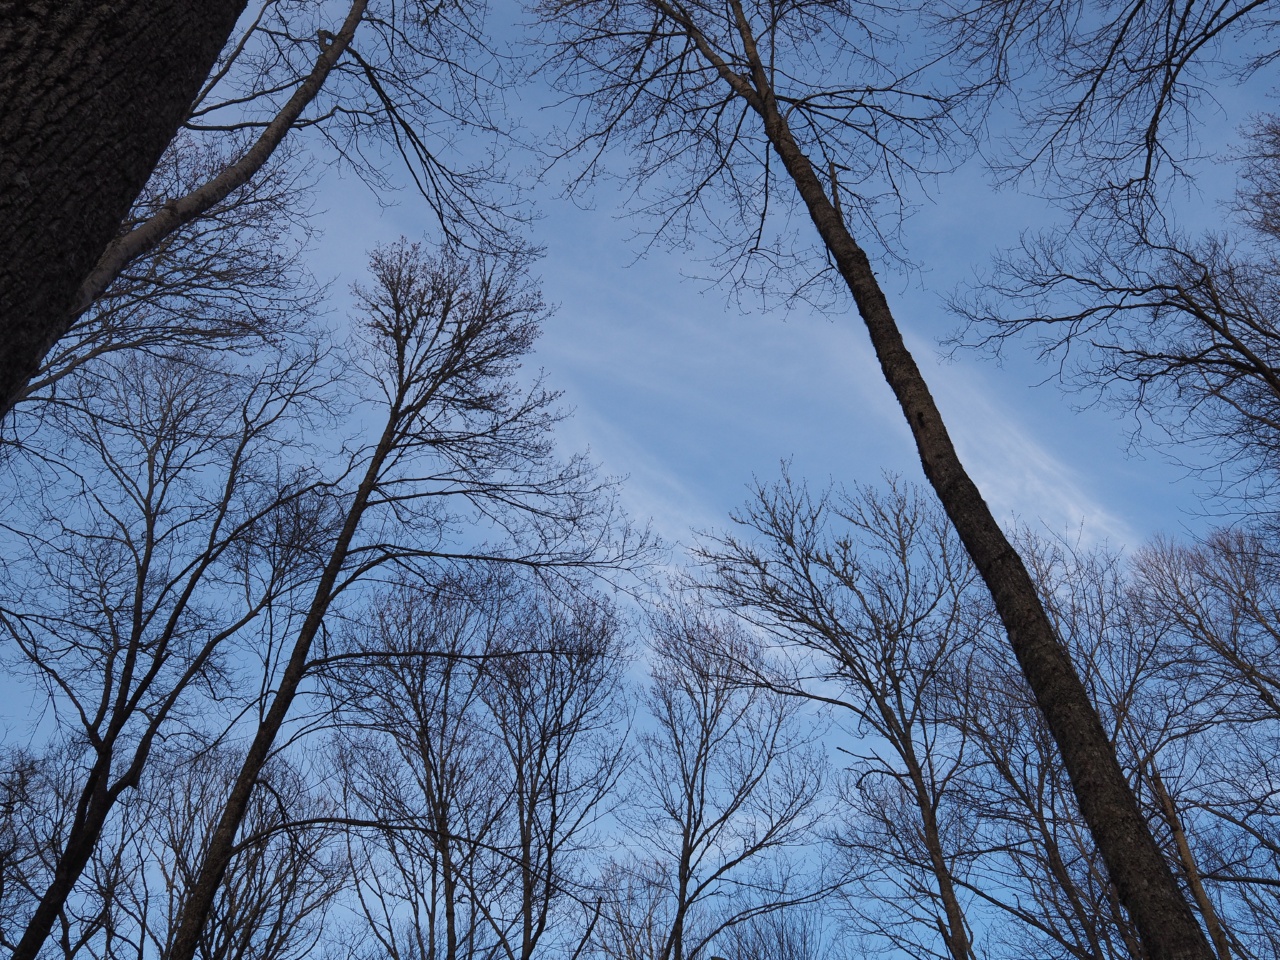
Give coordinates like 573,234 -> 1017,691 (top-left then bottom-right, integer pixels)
766,89 -> 1211,960
9,753 -> 115,960
0,0 -> 247,420
162,413 -> 398,960
669,3 -> 1216,956
765,110 -> 1209,960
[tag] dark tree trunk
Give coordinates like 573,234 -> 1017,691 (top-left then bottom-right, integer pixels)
9,752 -> 116,960
163,415 -> 396,960
762,82 -> 1213,960
0,0 -> 248,420
765,121 -> 1210,960
696,4 -> 1216,957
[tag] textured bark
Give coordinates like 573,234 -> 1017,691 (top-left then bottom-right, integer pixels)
67,0 -> 368,323
663,2 -> 1216,956
0,0 -> 248,420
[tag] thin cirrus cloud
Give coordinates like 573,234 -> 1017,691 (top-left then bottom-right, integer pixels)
307,149 -> 1198,560
924,359 -> 1147,549
535,240 -> 921,547
535,193 -> 1161,555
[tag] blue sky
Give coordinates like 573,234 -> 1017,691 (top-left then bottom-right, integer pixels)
298,13 -> 1277,567
308,163 -> 1193,561
4,13 -> 1276,954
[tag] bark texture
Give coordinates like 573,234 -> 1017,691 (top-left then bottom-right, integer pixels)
0,0 -> 248,420
68,0 -> 368,322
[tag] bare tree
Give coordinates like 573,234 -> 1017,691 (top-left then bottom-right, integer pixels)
698,475 -> 984,960
594,603 -> 828,960
162,238 -> 643,960
1,235 -> 643,960
476,578 -> 629,960
952,115 -> 1280,509
1131,531 -> 1280,958
945,540 -> 1145,960
714,903 -> 844,960
535,0 -> 1207,951
333,570 -> 628,960
335,589 -> 505,960
7,132 -> 322,420
0,747 -> 78,955
699,468 -> 1280,960
142,750 -> 347,960
23,745 -> 348,960
1135,530 -> 1280,731
950,643 -> 1137,960
0,0 -> 249,417
944,0 -> 1277,215
942,531 -> 1253,960
1,0 -> 520,423
0,337 -> 329,960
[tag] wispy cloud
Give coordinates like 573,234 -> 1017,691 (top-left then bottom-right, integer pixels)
919,353 -> 1146,548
